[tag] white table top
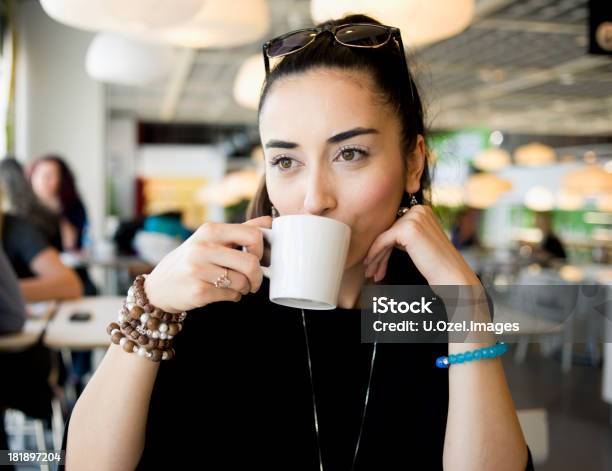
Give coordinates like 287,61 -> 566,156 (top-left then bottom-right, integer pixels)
44,296 -> 124,349
0,302 -> 58,352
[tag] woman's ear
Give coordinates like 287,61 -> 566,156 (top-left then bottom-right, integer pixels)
404,135 -> 426,194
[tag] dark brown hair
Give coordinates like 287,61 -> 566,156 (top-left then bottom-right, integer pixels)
246,13 -> 431,220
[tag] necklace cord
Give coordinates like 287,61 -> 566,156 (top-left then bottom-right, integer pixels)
300,308 -> 378,471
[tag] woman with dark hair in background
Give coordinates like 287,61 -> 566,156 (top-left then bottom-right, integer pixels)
0,157 -> 62,250
28,155 -> 97,394
28,155 -> 87,252
65,14 -> 533,470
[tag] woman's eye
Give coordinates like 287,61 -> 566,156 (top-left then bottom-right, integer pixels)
270,156 -> 295,171
336,146 -> 369,162
340,149 -> 356,161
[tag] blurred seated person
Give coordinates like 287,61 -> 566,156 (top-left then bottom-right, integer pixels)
451,207 -> 482,250
534,211 -> 567,266
0,157 -> 62,250
28,155 -> 87,252
1,190 -> 82,301
0,247 -> 26,335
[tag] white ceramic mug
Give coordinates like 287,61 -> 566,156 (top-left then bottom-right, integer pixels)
244,214 -> 351,310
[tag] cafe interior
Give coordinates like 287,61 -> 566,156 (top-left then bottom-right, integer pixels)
0,0 -> 611,469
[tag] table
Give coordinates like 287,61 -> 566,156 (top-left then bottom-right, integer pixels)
44,296 -> 124,350
0,302 -> 57,352
61,252 -> 152,295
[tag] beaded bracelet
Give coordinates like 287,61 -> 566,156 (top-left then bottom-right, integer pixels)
435,341 -> 508,368
106,274 -> 187,362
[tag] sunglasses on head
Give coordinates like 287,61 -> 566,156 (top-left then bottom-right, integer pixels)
262,22 -> 414,101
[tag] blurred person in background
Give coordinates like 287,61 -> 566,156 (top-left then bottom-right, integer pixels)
451,207 -> 482,251
0,187 -> 82,301
29,155 -> 87,252
0,188 -> 81,464
28,155 -> 98,395
0,157 -> 62,250
534,211 -> 567,266
0,247 -> 27,470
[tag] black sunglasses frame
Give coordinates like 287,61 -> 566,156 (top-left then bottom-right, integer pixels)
262,23 -> 414,102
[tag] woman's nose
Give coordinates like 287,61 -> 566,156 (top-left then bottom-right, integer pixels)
302,171 -> 337,216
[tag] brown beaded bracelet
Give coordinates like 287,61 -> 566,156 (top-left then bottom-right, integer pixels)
107,274 -> 187,362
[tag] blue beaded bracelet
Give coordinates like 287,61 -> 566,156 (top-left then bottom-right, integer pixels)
435,341 -> 508,368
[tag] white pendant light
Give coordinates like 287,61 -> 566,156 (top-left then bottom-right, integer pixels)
430,185 -> 464,207
86,33 -> 176,86
473,147 -> 511,172
233,54 -> 265,110
41,0 -> 206,33
524,186 -> 555,212
151,0 -> 270,48
41,0 -> 113,31
513,142 -> 556,167
562,164 -> 612,196
310,0 -> 475,48
464,173 -> 512,209
107,0 -> 205,29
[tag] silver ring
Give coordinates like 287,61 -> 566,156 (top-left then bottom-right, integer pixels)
213,268 -> 232,289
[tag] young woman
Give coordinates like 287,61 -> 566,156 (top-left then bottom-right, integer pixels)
28,155 -> 88,252
65,15 -> 533,470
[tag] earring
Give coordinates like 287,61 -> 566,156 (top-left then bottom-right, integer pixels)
396,193 -> 418,218
271,205 -> 279,218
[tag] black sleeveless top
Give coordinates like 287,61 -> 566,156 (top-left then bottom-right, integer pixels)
62,248 -> 534,470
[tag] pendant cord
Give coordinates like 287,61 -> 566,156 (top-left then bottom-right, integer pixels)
301,308 -> 324,471
301,308 -> 378,471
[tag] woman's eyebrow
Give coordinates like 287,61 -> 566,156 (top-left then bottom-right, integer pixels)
264,127 -> 378,150
327,127 -> 379,144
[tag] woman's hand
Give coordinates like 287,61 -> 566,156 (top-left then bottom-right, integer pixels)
143,216 -> 272,314
363,205 -> 480,286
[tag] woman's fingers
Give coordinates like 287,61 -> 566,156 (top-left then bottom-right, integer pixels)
201,282 -> 244,304
198,243 -> 264,294
193,221 -> 265,259
374,248 -> 393,282
199,263 -> 252,295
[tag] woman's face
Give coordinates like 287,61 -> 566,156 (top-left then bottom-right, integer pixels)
259,67 -> 420,270
31,160 -> 61,201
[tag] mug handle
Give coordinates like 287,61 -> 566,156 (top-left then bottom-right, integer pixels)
242,227 -> 272,278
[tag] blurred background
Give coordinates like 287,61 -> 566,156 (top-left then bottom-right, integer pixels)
0,0 -> 610,470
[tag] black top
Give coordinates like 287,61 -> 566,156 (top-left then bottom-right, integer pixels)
61,248 -> 534,470
0,247 -> 26,334
1,214 -> 50,279
63,200 -> 87,250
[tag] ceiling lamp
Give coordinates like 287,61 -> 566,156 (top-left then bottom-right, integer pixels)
513,142 -> 557,167
556,190 -> 584,211
233,54 -> 265,110
310,0 -> 475,48
86,33 -> 176,86
151,0 -> 269,48
464,173 -> 512,209
562,164 -> 612,195
41,0 -> 206,33
107,0 -> 205,29
430,185 -> 464,207
473,147 -> 511,172
524,186 -> 555,212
